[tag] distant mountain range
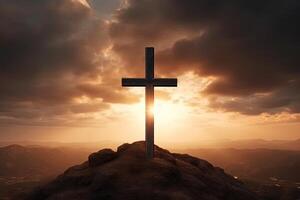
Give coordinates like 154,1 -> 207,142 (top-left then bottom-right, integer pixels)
187,138 -> 300,151
182,148 -> 300,182
1,138 -> 299,150
0,142 -> 299,181
0,140 -> 118,150
0,144 -> 88,177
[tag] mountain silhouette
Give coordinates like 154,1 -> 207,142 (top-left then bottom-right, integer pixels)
27,141 -> 258,200
184,148 -> 300,182
0,144 -> 87,177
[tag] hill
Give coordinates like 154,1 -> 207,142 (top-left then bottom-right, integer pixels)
26,141 -> 258,200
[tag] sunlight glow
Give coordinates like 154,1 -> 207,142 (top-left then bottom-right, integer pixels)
74,0 -> 91,8
153,100 -> 187,124
148,105 -> 154,116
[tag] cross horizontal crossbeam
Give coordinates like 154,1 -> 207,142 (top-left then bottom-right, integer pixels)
122,78 -> 177,87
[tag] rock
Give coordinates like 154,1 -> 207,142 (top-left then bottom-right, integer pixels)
88,149 -> 117,167
116,143 -> 130,153
27,141 -> 259,200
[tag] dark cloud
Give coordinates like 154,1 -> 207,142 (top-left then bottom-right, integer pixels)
77,83 -> 139,103
209,80 -> 300,115
0,0 -> 137,125
110,0 -> 300,114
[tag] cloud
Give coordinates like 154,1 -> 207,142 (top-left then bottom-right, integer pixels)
110,0 -> 300,114
87,0 -> 121,19
1,0 -> 299,125
77,83 -> 139,103
0,0 -> 137,125
208,80 -> 300,115
75,0 -> 91,8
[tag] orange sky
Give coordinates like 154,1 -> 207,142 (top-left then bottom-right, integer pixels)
0,0 -> 299,145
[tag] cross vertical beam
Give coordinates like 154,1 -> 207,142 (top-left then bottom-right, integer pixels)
145,47 -> 154,159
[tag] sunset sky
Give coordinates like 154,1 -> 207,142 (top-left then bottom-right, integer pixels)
0,0 -> 299,146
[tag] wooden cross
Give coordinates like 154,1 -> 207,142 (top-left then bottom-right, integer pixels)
122,47 -> 177,159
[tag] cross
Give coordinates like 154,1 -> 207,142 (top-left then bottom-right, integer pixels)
122,47 -> 177,159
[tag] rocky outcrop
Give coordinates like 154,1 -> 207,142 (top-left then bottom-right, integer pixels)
88,149 -> 117,167
27,141 -> 258,200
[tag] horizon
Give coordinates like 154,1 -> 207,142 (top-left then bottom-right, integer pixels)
1,137 -> 299,150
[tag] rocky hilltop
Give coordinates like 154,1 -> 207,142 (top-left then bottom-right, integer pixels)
27,141 -> 258,200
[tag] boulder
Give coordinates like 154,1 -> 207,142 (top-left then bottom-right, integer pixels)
88,149 -> 117,167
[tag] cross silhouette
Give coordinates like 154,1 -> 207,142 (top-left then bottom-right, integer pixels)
122,47 -> 177,158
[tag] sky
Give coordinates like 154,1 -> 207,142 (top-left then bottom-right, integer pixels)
0,0 -> 299,146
